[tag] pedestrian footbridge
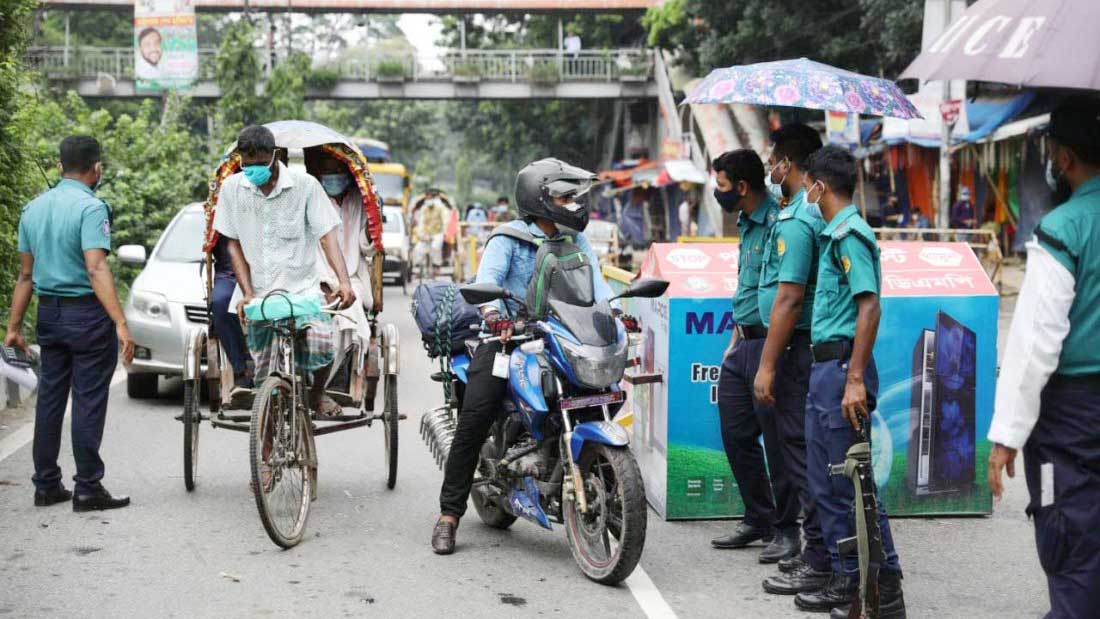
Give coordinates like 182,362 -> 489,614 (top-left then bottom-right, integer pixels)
25,47 -> 658,100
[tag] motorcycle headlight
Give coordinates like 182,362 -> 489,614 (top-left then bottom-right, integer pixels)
131,290 -> 170,323
558,332 -> 628,389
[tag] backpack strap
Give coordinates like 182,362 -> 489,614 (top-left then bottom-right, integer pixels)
487,225 -> 542,247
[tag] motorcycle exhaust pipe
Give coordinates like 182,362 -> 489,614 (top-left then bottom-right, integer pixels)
420,407 -> 457,471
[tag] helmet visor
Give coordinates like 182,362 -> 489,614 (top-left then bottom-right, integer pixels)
544,178 -> 594,200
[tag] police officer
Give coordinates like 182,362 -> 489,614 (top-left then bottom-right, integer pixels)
709,149 -> 799,564
989,96 -> 1100,618
752,124 -> 833,593
5,136 -> 134,511
792,146 -> 905,617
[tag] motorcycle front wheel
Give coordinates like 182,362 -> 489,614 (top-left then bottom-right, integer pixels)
563,444 -> 647,585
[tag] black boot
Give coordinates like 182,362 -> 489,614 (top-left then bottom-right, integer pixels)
764,563 -> 832,595
778,555 -> 806,573
711,523 -> 773,549
795,572 -> 857,612
829,570 -> 906,619
759,529 -> 801,563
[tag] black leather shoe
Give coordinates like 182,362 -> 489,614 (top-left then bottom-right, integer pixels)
759,531 -> 800,563
763,563 -> 832,595
72,488 -> 130,512
711,523 -> 773,549
34,486 -> 72,507
432,518 -> 457,555
829,570 -> 906,619
779,556 -> 806,574
795,572 -> 857,612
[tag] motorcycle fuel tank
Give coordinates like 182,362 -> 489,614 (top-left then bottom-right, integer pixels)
508,349 -> 551,439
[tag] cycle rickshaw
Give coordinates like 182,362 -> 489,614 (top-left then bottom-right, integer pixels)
180,120 -> 402,548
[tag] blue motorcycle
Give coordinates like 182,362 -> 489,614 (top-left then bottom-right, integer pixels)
421,277 -> 668,584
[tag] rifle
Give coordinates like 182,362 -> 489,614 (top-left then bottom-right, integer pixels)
831,421 -> 883,619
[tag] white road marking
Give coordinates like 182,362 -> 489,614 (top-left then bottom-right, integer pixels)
625,564 -> 678,619
0,369 -> 126,464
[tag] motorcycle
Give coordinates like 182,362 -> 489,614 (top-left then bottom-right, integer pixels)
421,277 -> 668,584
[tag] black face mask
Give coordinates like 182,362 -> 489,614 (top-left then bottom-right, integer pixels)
1052,176 -> 1073,206
714,187 -> 742,213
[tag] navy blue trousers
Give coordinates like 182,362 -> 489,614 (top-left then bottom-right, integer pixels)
1026,385 -> 1100,619
33,299 -> 118,495
805,357 -> 901,575
774,336 -> 828,570
211,275 -> 248,374
717,336 -> 799,533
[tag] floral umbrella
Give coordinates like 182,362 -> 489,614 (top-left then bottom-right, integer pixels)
686,58 -> 922,120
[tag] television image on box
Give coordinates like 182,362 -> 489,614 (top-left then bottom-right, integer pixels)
907,311 -> 977,495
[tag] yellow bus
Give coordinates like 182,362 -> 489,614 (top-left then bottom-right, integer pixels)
356,137 -> 412,213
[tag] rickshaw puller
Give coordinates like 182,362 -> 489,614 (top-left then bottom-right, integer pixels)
212,125 -> 355,416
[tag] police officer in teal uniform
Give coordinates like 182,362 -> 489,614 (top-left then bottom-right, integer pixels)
4,136 -> 134,512
989,97 -> 1100,618
709,149 -> 798,563
752,124 -> 833,594
792,146 -> 905,617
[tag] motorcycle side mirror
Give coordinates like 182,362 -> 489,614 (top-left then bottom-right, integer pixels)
460,283 -> 511,305
613,277 -> 669,300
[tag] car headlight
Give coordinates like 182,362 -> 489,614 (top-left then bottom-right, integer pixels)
558,332 -> 628,389
131,290 -> 170,323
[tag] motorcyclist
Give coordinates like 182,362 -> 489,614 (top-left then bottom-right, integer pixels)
431,158 -> 619,555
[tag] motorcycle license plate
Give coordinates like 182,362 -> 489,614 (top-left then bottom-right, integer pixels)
560,391 -> 624,411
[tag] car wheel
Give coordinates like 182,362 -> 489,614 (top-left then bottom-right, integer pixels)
127,373 -> 159,399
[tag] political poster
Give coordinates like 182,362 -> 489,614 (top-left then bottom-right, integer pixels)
134,0 -> 198,92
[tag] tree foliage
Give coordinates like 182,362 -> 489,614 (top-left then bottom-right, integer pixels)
214,18 -> 263,141
645,0 -> 924,79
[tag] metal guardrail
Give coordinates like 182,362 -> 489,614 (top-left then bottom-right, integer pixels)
24,46 -> 654,84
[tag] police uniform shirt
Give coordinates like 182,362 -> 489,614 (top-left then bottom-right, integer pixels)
990,175 -> 1100,449
732,195 -> 779,326
17,178 -> 111,296
758,189 -> 826,330
811,204 -> 880,345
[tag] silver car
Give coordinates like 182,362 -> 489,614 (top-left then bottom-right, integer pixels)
118,203 -> 208,398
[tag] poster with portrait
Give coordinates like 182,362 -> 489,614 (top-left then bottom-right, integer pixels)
134,0 -> 198,91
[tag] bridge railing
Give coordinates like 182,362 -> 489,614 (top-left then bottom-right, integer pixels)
24,46 -> 653,84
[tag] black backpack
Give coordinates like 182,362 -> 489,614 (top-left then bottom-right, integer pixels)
411,281 -> 482,358
487,226 -> 596,319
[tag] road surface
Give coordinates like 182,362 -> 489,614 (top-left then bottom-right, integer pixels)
0,285 -> 1047,618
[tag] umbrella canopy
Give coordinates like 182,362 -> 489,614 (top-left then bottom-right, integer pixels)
224,120 -> 363,156
686,58 -> 922,119
900,0 -> 1100,90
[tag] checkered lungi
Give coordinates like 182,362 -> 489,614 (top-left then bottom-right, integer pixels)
246,314 -> 335,380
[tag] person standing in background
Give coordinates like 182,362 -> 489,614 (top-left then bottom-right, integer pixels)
708,149 -> 796,566
950,186 -> 976,229
988,97 -> 1100,619
5,136 -> 134,512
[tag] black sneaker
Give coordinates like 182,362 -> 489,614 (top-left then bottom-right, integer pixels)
829,570 -> 906,619
34,485 -> 72,507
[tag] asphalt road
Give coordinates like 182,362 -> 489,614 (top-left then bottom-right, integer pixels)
0,285 -> 1048,618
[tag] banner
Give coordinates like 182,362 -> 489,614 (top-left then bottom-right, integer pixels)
826,110 -> 860,148
134,0 -> 198,92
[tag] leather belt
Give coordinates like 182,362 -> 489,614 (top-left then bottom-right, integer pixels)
1048,373 -> 1100,393
811,339 -> 851,363
789,329 -> 812,349
38,294 -> 99,307
737,324 -> 768,340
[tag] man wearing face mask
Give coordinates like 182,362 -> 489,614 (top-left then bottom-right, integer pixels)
6,135 -> 135,511
989,96 -> 1100,618
213,126 -> 356,417
431,158 -> 620,555
752,124 -> 830,592
708,149 -> 798,566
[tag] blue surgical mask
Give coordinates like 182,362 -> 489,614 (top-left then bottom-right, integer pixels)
320,173 -> 350,197
243,154 -> 275,187
803,181 -> 824,218
765,161 -> 788,201
1045,158 -> 1061,192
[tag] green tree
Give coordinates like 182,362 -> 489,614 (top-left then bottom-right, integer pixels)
214,18 -> 262,141
264,51 -> 309,121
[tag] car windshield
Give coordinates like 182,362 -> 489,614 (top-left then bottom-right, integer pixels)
383,209 -> 403,233
374,173 -> 405,204
155,210 -> 205,263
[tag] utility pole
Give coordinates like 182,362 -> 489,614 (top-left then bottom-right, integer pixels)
937,0 -> 953,229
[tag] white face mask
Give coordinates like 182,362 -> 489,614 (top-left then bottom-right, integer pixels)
766,160 -> 789,201
803,181 -> 824,218
1045,158 -> 1062,192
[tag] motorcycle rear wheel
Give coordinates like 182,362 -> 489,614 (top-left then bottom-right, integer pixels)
471,459 -> 518,529
564,444 -> 647,585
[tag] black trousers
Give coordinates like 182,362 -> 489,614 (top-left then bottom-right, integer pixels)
439,341 -> 507,518
33,298 -> 118,495
773,333 -> 827,569
717,336 -> 799,532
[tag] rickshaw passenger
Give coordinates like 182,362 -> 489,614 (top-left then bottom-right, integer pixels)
210,235 -> 252,404
213,125 -> 355,416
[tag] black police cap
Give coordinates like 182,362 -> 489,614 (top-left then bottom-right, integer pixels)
1048,96 -> 1100,148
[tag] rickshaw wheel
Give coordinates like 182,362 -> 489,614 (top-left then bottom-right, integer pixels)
182,378 -> 201,492
383,373 -> 399,489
